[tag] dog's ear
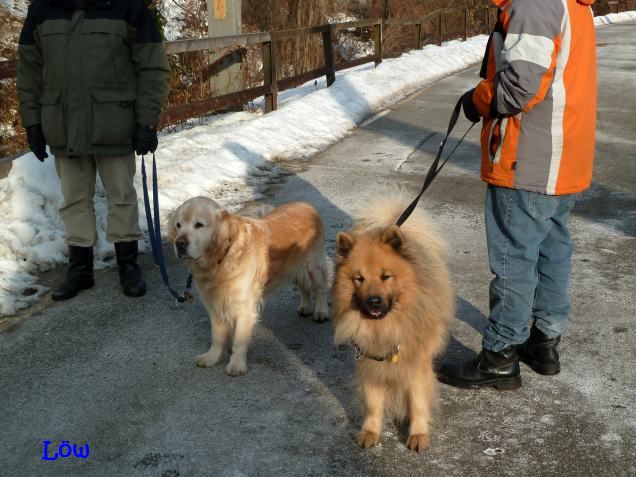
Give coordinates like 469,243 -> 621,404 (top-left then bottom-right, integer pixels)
382,225 -> 404,251
213,210 -> 228,245
336,232 -> 356,260
218,210 -> 237,241
211,210 -> 238,256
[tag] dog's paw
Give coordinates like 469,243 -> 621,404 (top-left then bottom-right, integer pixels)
195,351 -> 222,368
406,433 -> 430,452
313,311 -> 329,323
226,359 -> 248,377
357,430 -> 380,449
297,305 -> 313,317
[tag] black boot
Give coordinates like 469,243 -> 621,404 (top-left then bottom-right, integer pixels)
518,326 -> 561,375
437,346 -> 522,390
115,241 -> 147,297
52,246 -> 95,301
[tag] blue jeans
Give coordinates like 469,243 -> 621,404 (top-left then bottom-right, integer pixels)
482,185 -> 577,352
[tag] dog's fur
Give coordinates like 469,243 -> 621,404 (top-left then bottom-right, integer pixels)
168,197 -> 329,376
332,191 -> 454,451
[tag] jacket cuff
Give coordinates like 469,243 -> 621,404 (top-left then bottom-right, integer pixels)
135,110 -> 160,127
20,109 -> 41,129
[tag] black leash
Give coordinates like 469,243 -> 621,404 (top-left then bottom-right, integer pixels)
141,153 -> 193,304
396,96 -> 476,226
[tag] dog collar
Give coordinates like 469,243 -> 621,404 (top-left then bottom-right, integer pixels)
352,342 -> 400,364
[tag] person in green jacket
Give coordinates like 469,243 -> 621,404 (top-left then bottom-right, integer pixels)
17,0 -> 171,301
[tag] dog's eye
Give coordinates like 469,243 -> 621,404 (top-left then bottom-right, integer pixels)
381,273 -> 391,281
195,222 -> 204,229
176,222 -> 181,229
354,275 -> 364,284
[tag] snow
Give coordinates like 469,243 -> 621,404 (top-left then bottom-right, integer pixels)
1,12 -> 635,315
160,0 -> 186,41
483,448 -> 505,456
594,10 -> 636,25
0,0 -> 28,16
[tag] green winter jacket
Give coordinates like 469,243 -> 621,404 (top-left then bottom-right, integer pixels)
17,0 -> 170,156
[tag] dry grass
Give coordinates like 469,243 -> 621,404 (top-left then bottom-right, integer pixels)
0,5 -> 25,158
244,0 -> 335,80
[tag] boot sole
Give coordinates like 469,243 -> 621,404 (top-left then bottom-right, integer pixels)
519,356 -> 560,376
51,279 -> 95,302
438,374 -> 522,391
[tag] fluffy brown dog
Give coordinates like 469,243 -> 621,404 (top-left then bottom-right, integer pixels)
168,197 -> 329,376
332,191 -> 454,451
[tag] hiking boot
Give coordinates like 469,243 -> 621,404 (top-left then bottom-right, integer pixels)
518,326 -> 561,375
437,346 -> 522,390
115,241 -> 147,297
52,245 -> 95,301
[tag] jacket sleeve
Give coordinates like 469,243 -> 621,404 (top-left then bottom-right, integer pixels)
128,0 -> 171,126
16,1 -> 44,129
473,0 -> 564,117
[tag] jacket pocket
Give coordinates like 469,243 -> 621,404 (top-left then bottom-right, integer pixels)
80,21 -> 131,86
89,89 -> 136,146
41,22 -> 69,84
488,117 -> 507,164
40,89 -> 66,147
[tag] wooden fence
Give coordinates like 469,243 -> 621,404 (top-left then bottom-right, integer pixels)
158,7 -> 493,126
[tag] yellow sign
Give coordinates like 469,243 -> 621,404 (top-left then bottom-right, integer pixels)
213,0 -> 227,20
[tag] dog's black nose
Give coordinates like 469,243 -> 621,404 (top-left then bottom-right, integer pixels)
175,236 -> 188,254
366,296 -> 383,309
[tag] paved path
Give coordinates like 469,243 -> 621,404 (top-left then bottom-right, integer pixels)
1,22 -> 635,477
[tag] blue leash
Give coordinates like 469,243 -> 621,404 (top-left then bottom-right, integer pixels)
141,153 -> 193,304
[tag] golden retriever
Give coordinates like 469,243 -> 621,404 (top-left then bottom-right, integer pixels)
168,197 -> 329,376
332,191 -> 454,451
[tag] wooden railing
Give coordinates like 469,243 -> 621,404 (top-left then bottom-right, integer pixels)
158,8 -> 501,125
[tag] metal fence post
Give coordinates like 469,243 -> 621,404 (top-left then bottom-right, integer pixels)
262,40 -> 278,112
438,12 -> 443,46
322,24 -> 336,87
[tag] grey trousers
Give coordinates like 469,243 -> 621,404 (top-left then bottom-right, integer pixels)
54,153 -> 142,247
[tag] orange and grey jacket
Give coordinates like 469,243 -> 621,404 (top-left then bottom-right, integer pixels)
17,0 -> 170,156
473,0 -> 597,195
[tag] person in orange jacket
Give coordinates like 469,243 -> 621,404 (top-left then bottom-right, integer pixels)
438,0 -> 597,389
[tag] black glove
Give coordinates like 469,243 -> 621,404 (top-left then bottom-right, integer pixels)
132,124 -> 158,156
461,88 -> 481,123
25,124 -> 49,162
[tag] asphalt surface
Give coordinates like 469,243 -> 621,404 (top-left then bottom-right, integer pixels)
1,22 -> 635,477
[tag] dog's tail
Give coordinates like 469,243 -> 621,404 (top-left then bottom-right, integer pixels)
351,188 -> 448,257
